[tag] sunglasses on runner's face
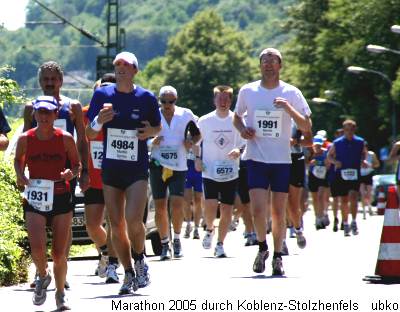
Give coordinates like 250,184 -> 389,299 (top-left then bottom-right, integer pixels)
160,100 -> 176,104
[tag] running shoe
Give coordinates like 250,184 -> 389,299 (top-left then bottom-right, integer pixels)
119,271 -> 138,295
333,218 -> 339,232
105,263 -> 119,284
173,239 -> 183,258
289,226 -> 296,238
160,243 -> 171,261
229,218 -> 239,231
97,254 -> 108,278
202,230 -> 214,249
281,240 -> 289,256
32,271 -> 52,306
64,280 -> 70,290
322,215 -> 330,226
351,220 -> 359,235
340,222 -> 344,231
193,228 -> 200,239
245,232 -> 258,246
344,223 -> 351,237
134,259 -> 150,288
272,257 -> 285,276
184,222 -> 192,238
214,243 -> 226,258
252,249 -> 269,273
296,230 -> 307,249
55,291 -> 71,311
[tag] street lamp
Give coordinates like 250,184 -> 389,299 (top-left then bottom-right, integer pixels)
311,97 -> 341,107
391,25 -> 400,34
347,65 -> 396,140
366,44 -> 400,56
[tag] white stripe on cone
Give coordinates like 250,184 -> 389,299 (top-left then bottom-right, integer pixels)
377,243 -> 400,260
383,209 -> 400,226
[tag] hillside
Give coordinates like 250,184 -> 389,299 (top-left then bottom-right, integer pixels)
0,0 -> 296,99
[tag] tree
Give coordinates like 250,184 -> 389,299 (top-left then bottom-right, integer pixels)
162,9 -> 257,115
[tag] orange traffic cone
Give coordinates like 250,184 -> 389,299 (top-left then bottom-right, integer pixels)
376,186 -> 386,215
375,185 -> 400,278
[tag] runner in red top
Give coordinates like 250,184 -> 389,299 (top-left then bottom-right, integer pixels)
81,74 -> 120,284
14,96 -> 80,311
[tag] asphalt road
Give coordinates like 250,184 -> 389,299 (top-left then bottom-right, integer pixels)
2,210 -> 399,312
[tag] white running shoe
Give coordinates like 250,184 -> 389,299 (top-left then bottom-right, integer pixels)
96,255 -> 108,278
202,230 -> 214,249
184,222 -> 193,238
214,243 -> 226,258
55,291 -> 71,311
105,263 -> 119,284
32,271 -> 52,306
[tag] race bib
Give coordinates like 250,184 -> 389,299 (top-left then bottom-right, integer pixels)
187,149 -> 195,161
312,166 -> 327,179
341,169 -> 358,181
90,141 -> 104,169
106,128 -> 138,161
54,119 -> 67,132
254,110 -> 283,138
24,179 -> 54,212
213,160 -> 238,181
159,145 -> 180,169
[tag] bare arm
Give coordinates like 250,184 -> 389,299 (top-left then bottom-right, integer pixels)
372,152 -> 380,169
233,112 -> 255,140
14,134 -> 29,188
61,134 -> 81,181
0,133 -> 9,151
387,142 -> 400,164
23,102 -> 34,132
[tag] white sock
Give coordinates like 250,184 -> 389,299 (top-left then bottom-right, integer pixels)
174,232 -> 180,240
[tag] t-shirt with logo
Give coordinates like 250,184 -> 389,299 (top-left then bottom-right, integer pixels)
235,80 -> 311,164
87,84 -> 161,173
197,110 -> 240,182
151,106 -> 197,171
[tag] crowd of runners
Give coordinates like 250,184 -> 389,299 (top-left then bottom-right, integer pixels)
8,47 -> 392,310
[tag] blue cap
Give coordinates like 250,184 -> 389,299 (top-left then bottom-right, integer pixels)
313,135 -> 324,145
33,96 -> 58,111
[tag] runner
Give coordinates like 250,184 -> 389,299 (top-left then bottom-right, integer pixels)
327,128 -> 344,232
285,123 -> 312,253
233,48 -> 312,275
359,142 -> 380,219
183,135 -> 203,240
327,120 -> 366,237
308,135 -> 329,230
14,96 -> 80,310
387,140 -> 400,198
24,61 -> 89,289
82,73 -> 120,283
196,85 -> 241,258
0,106 -> 11,151
149,85 -> 201,260
86,51 -> 161,294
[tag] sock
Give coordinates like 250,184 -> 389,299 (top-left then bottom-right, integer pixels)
161,237 -> 169,245
295,227 -> 302,233
217,241 -> 223,246
132,252 -> 144,261
109,256 -> 119,265
99,244 -> 108,256
258,240 -> 268,252
125,267 -> 134,275
174,232 -> 180,240
273,252 -> 283,259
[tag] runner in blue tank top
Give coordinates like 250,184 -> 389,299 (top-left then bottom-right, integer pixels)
86,51 -> 161,295
327,120 -> 367,237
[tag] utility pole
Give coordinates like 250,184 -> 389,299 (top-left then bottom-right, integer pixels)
30,0 -> 125,79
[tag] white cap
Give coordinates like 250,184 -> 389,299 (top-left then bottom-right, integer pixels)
259,48 -> 282,62
159,85 -> 177,97
113,52 -> 139,69
316,130 -> 327,140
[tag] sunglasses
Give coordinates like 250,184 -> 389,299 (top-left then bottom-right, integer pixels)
160,100 -> 176,104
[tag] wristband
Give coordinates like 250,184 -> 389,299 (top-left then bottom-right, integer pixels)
90,116 -> 103,131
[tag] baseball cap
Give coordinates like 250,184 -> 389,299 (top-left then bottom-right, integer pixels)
313,135 -> 324,145
316,130 -> 327,140
159,85 -> 177,97
113,52 -> 139,69
259,48 -> 282,62
33,96 -> 58,111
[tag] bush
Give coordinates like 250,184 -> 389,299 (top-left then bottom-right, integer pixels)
0,160 -> 29,286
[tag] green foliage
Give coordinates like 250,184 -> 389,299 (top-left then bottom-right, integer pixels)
161,10 -> 257,115
0,66 -> 25,109
0,160 -> 29,286
283,0 -> 400,152
0,0 -> 295,94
